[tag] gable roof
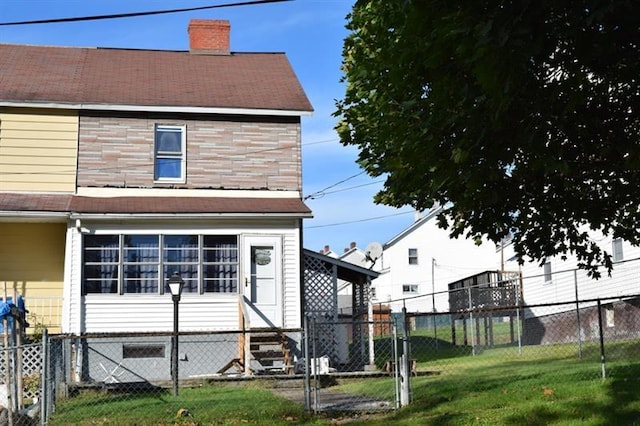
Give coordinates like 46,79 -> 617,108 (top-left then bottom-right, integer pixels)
384,206 -> 444,249
0,44 -> 313,115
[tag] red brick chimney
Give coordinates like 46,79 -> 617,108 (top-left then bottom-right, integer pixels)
188,19 -> 230,55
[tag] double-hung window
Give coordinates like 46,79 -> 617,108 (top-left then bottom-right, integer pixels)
154,125 -> 185,182
612,238 -> 624,262
408,248 -> 418,265
543,261 -> 552,284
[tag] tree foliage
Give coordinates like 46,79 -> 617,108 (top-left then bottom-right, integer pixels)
335,0 -> 640,276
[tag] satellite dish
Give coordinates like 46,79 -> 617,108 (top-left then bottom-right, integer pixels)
365,242 -> 383,267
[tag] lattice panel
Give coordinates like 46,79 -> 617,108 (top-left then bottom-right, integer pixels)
303,256 -> 337,319
0,343 -> 42,400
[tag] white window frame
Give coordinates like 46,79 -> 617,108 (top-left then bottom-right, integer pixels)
612,238 -> 624,263
402,284 -> 419,294
543,261 -> 552,284
154,124 -> 186,183
82,233 -> 238,295
408,248 -> 419,265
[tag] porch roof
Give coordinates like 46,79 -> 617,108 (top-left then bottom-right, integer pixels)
303,249 -> 379,284
0,192 -> 312,218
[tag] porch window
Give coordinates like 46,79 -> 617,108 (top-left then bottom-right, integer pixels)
163,235 -> 199,293
82,234 -> 238,295
83,235 -> 119,294
124,235 -> 159,294
203,235 -> 238,293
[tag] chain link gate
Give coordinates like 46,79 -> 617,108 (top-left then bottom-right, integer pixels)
303,315 -> 407,413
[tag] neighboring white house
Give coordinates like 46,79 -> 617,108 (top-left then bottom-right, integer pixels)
326,208 -> 500,314
501,229 -> 640,306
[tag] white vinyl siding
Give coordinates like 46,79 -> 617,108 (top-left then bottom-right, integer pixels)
66,220 -> 302,333
0,108 -> 78,192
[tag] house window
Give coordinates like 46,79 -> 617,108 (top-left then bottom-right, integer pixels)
408,248 -> 418,265
543,261 -> 552,284
403,284 -> 419,294
154,125 -> 185,182
203,235 -> 238,293
612,238 -> 623,262
370,287 -> 377,300
83,235 -> 119,294
123,344 -> 165,359
124,235 -> 159,294
163,235 -> 199,293
83,234 -> 238,295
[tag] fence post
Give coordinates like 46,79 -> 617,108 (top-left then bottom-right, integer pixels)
574,270 -> 583,359
392,320 -> 400,409
468,287 -> 476,356
311,316 -> 319,413
597,300 -> 606,380
302,315 -> 311,413
40,329 -> 48,426
400,306 -> 411,406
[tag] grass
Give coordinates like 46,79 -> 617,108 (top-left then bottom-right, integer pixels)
343,337 -> 640,425
49,337 -> 640,425
49,383 -> 322,425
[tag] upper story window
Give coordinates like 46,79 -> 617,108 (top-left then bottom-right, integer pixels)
83,234 -> 238,295
612,238 -> 624,262
408,248 -> 418,265
154,125 -> 186,182
543,261 -> 552,284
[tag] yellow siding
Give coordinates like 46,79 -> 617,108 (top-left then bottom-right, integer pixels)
0,108 -> 78,192
0,223 -> 65,333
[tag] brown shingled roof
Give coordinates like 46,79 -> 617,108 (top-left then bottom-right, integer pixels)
0,44 -> 313,112
0,193 -> 312,216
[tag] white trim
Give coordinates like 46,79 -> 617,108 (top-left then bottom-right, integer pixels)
153,124 -> 186,183
75,187 -> 302,198
0,101 -> 313,117
0,212 -> 68,221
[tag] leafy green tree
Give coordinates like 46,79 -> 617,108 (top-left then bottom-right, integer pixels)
335,0 -> 639,276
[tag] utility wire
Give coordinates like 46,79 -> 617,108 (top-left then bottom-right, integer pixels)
303,171 -> 366,200
0,0 -> 292,26
305,210 -> 414,229
0,137 -> 336,176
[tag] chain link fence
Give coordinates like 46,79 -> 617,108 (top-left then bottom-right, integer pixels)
4,265 -> 640,423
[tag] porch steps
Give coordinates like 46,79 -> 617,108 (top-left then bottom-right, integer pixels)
250,332 -> 293,375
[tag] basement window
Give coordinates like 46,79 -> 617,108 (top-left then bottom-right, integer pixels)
123,344 -> 165,359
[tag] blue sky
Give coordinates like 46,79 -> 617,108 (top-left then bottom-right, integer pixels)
0,0 -> 416,253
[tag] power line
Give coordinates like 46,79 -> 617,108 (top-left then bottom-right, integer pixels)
0,137 -> 336,176
319,179 -> 385,196
303,171 -> 366,200
305,210 -> 414,229
0,0 -> 293,26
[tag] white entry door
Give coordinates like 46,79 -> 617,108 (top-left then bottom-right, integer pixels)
243,236 -> 282,327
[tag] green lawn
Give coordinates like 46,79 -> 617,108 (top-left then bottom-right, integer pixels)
49,337 -> 640,425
